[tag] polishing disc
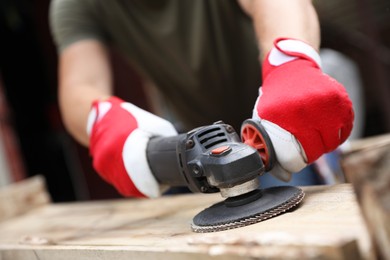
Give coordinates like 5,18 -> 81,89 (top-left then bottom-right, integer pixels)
192,186 -> 304,233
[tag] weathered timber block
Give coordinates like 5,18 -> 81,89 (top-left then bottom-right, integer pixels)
0,183 -> 371,259
341,134 -> 390,260
0,175 -> 51,222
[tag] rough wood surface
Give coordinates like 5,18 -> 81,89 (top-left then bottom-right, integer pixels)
343,134 -> 390,154
0,184 -> 371,259
341,134 -> 390,260
0,175 -> 51,222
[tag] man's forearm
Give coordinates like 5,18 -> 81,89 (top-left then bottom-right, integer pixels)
238,0 -> 320,61
59,40 -> 113,146
59,83 -> 110,146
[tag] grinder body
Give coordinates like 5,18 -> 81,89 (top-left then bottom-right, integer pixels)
146,122 -> 265,197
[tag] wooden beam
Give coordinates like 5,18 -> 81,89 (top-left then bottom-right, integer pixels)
341,133 -> 390,259
0,184 -> 371,259
0,175 -> 51,222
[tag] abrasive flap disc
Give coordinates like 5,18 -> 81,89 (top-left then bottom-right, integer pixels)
192,186 -> 304,233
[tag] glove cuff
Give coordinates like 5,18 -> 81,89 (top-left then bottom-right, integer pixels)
263,38 -> 321,78
86,96 -> 123,137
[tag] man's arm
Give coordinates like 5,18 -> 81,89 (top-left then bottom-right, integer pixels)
58,39 -> 178,197
237,0 -> 320,60
58,40 -> 112,146
51,0 -> 179,198
237,0 -> 354,178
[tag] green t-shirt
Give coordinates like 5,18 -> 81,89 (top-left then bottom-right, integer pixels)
50,0 -> 261,131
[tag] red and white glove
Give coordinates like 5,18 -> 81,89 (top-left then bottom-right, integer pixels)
253,38 -> 354,179
87,97 -> 177,198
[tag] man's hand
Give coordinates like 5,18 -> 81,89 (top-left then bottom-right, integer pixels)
87,97 -> 177,197
253,38 -> 354,175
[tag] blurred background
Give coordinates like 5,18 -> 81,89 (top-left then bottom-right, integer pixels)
0,0 -> 389,202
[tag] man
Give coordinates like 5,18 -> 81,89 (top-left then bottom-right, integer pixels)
49,0 -> 354,198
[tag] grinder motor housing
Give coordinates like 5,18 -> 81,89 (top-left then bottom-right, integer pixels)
146,121 -> 265,198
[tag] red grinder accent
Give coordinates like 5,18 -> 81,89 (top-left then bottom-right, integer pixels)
240,119 -> 276,171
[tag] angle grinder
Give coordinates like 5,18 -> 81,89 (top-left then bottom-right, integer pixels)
146,120 -> 304,232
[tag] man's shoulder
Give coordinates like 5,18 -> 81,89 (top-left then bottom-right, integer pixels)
49,0 -> 111,52
51,0 -> 95,8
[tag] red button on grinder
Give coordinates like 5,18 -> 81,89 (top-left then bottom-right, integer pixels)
210,145 -> 231,156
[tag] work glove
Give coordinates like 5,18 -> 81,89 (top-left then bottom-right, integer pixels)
87,97 -> 177,197
253,38 -> 354,180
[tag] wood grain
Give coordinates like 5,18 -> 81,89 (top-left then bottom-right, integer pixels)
0,175 -> 50,222
0,183 -> 371,259
342,134 -> 390,260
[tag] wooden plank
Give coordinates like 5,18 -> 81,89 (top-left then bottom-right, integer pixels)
0,175 -> 51,222
0,184 -> 371,259
341,135 -> 390,260
342,134 -> 390,154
